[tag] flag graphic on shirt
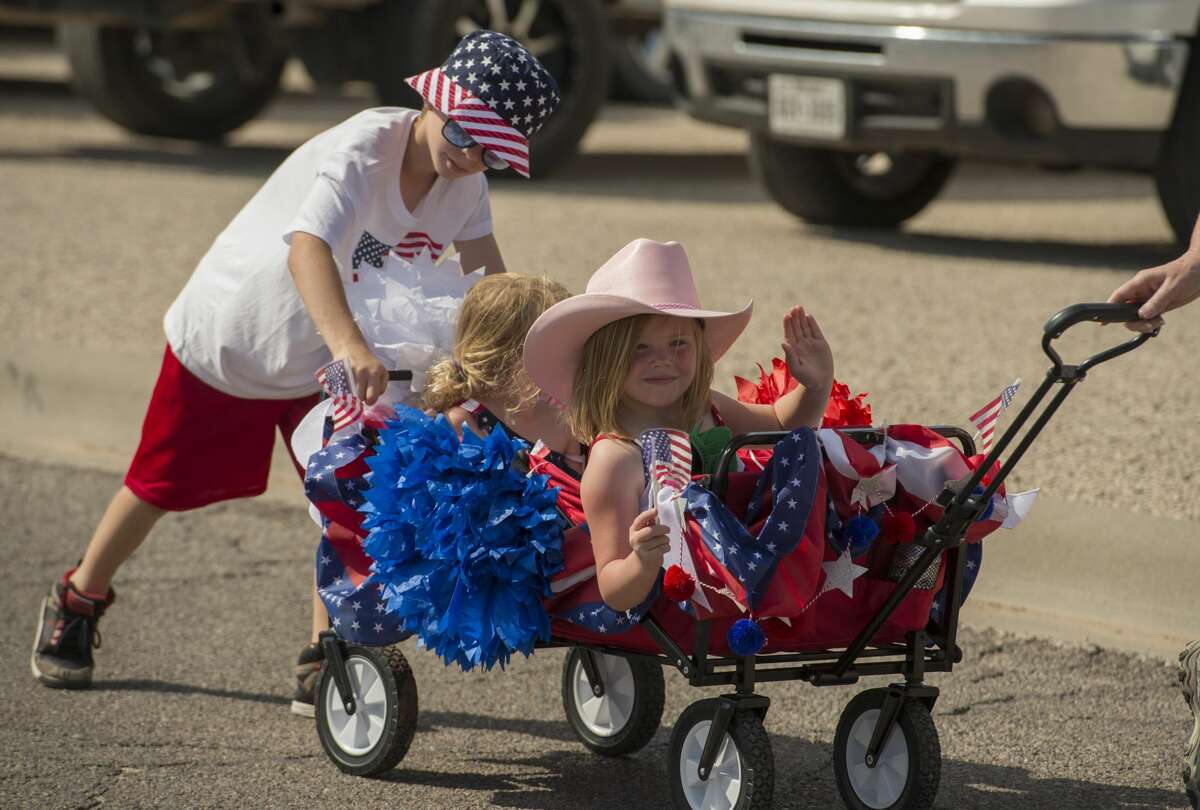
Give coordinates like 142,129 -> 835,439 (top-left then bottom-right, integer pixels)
351,231 -> 391,271
641,428 -> 692,492
394,231 -> 445,261
316,359 -> 363,432
969,378 -> 1021,454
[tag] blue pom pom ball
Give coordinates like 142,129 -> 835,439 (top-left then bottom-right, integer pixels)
844,515 -> 879,556
728,618 -> 766,656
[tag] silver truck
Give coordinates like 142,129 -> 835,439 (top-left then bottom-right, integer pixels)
665,0 -> 1200,243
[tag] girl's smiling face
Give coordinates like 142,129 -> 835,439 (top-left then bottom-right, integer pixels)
622,315 -> 699,411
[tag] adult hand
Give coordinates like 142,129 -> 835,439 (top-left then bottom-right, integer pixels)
781,306 -> 834,392
628,508 -> 669,565
1107,252 -> 1200,333
337,343 -> 389,405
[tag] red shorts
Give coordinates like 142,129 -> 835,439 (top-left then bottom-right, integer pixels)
125,346 -> 320,511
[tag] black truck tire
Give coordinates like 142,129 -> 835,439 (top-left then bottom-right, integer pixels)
366,0 -> 611,178
749,134 -> 956,229
1156,41 -> 1200,247
58,12 -> 285,141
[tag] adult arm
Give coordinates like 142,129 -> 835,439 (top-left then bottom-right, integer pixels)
581,439 -> 668,612
287,232 -> 388,404
1108,214 -> 1200,332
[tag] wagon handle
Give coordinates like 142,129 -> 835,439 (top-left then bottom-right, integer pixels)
1042,303 -> 1157,378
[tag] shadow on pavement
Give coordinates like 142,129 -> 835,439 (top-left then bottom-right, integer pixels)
394,712 -> 1187,809
0,142 -> 295,176
817,227 -> 1177,271
0,77 -> 74,98
0,141 -> 761,204
418,710 -> 576,743
95,678 -> 290,707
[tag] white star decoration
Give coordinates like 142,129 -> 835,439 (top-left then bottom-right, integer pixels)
821,550 -> 869,598
851,466 -> 897,509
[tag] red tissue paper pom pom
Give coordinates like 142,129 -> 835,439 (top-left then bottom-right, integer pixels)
881,511 -> 917,544
734,358 -> 871,428
823,380 -> 873,429
663,565 -> 695,601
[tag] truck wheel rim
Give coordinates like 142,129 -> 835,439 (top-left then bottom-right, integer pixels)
679,720 -> 743,810
846,708 -> 909,809
325,656 -> 389,756
571,653 -> 636,736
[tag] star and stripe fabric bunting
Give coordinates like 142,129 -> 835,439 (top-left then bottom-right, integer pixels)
683,429 -> 823,616
404,29 -> 560,178
969,378 -> 1021,454
315,358 -> 363,432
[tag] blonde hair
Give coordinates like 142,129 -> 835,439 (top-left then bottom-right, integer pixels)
423,274 -> 570,414
567,315 -> 713,442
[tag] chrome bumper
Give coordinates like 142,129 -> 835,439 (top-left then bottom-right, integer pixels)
666,8 -> 1189,164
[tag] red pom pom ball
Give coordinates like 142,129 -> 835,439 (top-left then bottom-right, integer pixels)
663,565 -> 695,600
881,511 -> 917,544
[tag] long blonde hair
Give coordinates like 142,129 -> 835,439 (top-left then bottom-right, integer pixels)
567,315 -> 713,442
423,274 -> 571,414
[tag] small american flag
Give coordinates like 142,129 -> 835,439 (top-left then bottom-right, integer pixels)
641,428 -> 692,493
969,378 -> 1021,454
316,359 -> 363,432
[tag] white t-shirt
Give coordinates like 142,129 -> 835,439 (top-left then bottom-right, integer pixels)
163,107 -> 492,399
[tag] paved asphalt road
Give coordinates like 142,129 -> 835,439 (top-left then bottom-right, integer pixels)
1,36 -> 1197,810
5,456 -> 1192,809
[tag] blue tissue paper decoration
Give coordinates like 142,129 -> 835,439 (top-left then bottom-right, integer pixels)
728,618 -> 767,656
970,485 -> 995,522
843,515 -> 879,557
361,406 -> 564,672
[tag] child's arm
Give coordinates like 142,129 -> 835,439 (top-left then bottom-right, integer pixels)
288,232 -> 389,404
456,234 -> 506,276
581,439 -> 669,612
716,306 -> 834,435
445,406 -> 483,439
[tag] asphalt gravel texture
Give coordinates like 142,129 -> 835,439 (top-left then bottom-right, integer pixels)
5,456 -> 1193,809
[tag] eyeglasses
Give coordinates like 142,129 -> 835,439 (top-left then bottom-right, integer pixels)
442,118 -> 510,171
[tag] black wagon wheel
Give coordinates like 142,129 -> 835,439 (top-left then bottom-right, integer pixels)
561,647 -> 665,756
314,644 -> 418,777
367,0 -> 611,177
668,698 -> 774,810
833,688 -> 941,810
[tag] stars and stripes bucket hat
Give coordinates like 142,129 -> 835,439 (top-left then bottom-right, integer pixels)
405,29 -> 560,178
523,239 -> 754,406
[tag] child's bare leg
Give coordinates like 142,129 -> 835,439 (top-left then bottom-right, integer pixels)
70,486 -> 166,594
310,574 -> 328,644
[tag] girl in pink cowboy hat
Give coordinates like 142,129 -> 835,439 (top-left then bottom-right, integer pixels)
523,238 -> 835,611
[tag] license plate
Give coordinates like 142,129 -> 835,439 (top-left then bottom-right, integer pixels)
768,74 -> 847,140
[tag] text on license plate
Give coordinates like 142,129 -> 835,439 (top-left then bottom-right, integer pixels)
767,75 -> 847,140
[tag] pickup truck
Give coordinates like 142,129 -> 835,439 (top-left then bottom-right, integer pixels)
664,0 -> 1200,243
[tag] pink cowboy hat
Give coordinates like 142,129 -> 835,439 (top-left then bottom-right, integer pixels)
523,238 -> 753,406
